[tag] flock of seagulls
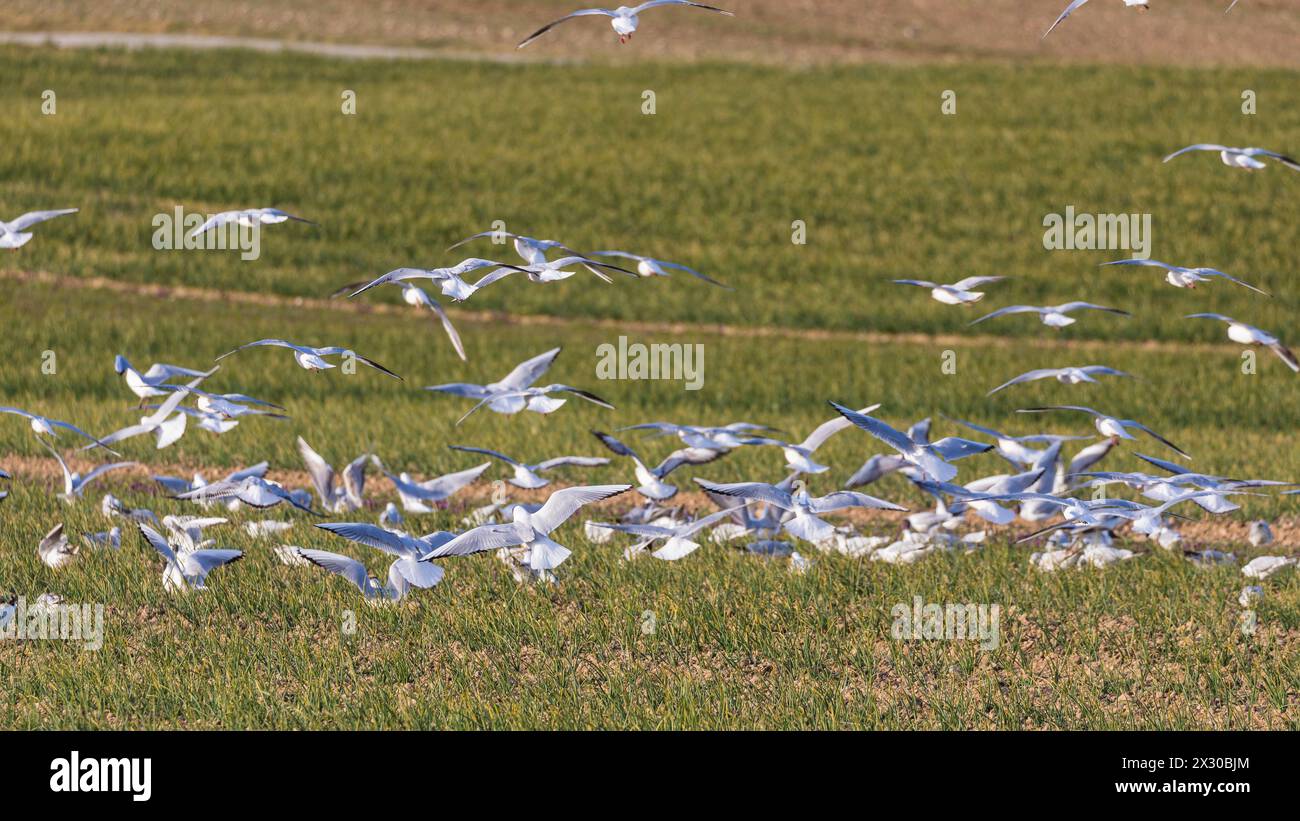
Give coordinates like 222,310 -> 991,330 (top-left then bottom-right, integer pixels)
2,3 -> 1296,619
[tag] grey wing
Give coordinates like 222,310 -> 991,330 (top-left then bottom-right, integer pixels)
152,475 -> 194,494
296,549 -> 369,592
1163,144 -> 1230,163
496,347 -> 562,391
845,454 -> 909,488
930,437 -> 995,461
969,305 -> 1041,325
449,444 -> 519,466
316,522 -> 414,558
137,524 -> 177,564
1194,269 -> 1271,297
987,369 -> 1061,396
427,523 -> 527,557
592,430 -> 643,462
893,279 -> 938,289
656,259 -> 731,288
296,436 -> 336,503
530,485 -> 633,534
1055,302 -> 1129,316
654,447 -> 723,476
1042,0 -> 1090,37
417,462 -> 492,499
828,402 -> 918,458
809,491 -> 907,513
950,275 -> 1006,290
1124,422 -> 1191,460
341,454 -> 370,505
9,208 -> 79,231
426,299 -> 467,361
693,478 -> 792,509
1268,343 -> 1300,372
424,382 -> 491,399
534,456 -> 609,472
183,549 -> 243,579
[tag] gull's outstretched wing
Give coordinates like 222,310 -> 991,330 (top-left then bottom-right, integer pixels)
530,485 -> 633,534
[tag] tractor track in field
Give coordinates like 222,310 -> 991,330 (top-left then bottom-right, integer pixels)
0,268 -> 1249,356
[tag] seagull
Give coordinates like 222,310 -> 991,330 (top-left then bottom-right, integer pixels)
943,416 -> 1093,468
1185,314 -> 1298,372
1043,0 -> 1149,39
735,405 -> 881,474
113,355 -> 211,403
138,524 -> 242,594
345,259 -> 532,303
1242,556 -> 1296,580
87,371 -> 212,451
38,524 -> 78,568
0,208 -> 77,249
616,421 -> 781,452
892,276 -> 1007,305
426,347 -> 561,415
0,406 -> 119,453
970,302 -> 1130,329
471,255 -> 636,287
1017,405 -> 1189,459
587,507 -> 736,560
305,522 -> 452,601
216,339 -> 402,379
590,251 -> 730,288
173,476 -> 321,515
1248,520 -> 1273,548
830,403 -> 993,483
448,231 -> 626,282
695,477 -> 906,543
297,436 -> 371,513
844,417 -> 931,488
379,502 -> 404,529
375,458 -> 491,514
448,445 -> 609,489
986,365 -> 1133,396
151,463 -> 270,509
454,383 -> 614,425
37,438 -> 136,502
101,493 -> 158,524
424,485 -> 633,572
187,207 -> 315,238
592,429 -> 722,500
1101,259 -> 1269,296
518,1 -> 734,47
331,279 -> 466,360
162,514 -> 229,553
1163,144 -> 1299,172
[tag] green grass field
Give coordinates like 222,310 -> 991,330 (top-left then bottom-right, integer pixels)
0,44 -> 1297,729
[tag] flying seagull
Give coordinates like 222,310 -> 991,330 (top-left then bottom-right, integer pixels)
138,524 -> 242,594
1163,144 -> 1299,172
587,507 -> 737,560
1043,0 -> 1149,40
517,2 -> 735,48
892,276 -> 1007,305
297,436 -> 371,513
174,476 -> 321,515
423,485 -> 633,572
38,524 -> 78,568
1017,405 -> 1190,459
1101,259 -> 1270,296
215,339 -> 402,380
301,522 -> 452,602
187,207 -> 315,238
593,430 -> 721,500
113,355 -> 213,403
447,231 -> 626,283
831,403 -> 993,483
374,458 -> 492,514
970,302 -> 1130,329
1,406 -> 119,453
345,259 -> 530,303
694,477 -> 906,544
331,279 -> 466,360
471,255 -> 637,287
87,371 -> 213,451
987,365 -> 1133,396
590,251 -> 730,288
448,445 -> 609,489
455,383 -> 614,425
0,208 -> 77,249
1185,313 -> 1298,372
735,404 -> 881,474
38,438 -> 136,502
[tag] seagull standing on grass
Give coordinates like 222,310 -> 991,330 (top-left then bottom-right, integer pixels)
591,251 -> 730,288
986,365 -> 1133,396
1163,144 -> 1299,172
970,302 -> 1130,329
187,207 -> 315,237
0,208 -> 77,249
449,445 -> 609,489
1101,259 -> 1269,296
423,485 -> 633,572
892,276 -> 1007,305
1017,405 -> 1189,458
38,524 -> 78,568
1043,0 -> 1149,40
517,2 -> 734,47
138,524 -> 242,594
1185,314 -> 1298,372
216,339 -> 402,379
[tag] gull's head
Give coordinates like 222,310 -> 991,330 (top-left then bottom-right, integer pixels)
114,355 -> 131,375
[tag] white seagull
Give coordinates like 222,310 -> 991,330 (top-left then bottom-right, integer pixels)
1017,405 -> 1189,459
345,258 -> 529,302
1185,314 -> 1298,373
1043,0 -> 1149,40
332,279 -> 466,360
447,231 -> 627,283
1101,259 -> 1269,296
736,404 -> 881,474
375,458 -> 492,514
591,250 -> 730,288
304,522 -> 452,602
1,406 -> 119,454
423,485 -> 633,572
892,276 -> 1007,305
297,436 -> 371,513
587,507 -> 736,560
0,208 -> 77,249
592,429 -> 722,501
518,2 -> 734,47
113,356 -> 211,403
454,383 -> 614,425
173,476 -> 321,515
1163,144 -> 1299,172
970,302 -> 1130,329
138,524 -> 243,594
216,339 -> 402,380
38,524 -> 78,568
472,255 -> 636,287
448,445 -> 609,490
425,347 -> 561,415
38,438 -> 136,502
986,365 -> 1133,396
87,371 -> 212,451
831,403 -> 993,483
695,478 -> 906,544
187,207 -> 315,238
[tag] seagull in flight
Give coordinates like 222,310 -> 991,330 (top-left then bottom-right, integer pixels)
587,507 -> 737,560
300,523 -> 453,602
892,276 -> 1007,305
970,301 -> 1130,329
448,230 -> 625,283
455,383 -> 614,425
1163,144 -> 1299,172
831,403 -> 992,483
1,406 -> 119,453
448,445 -> 609,489
297,436 -> 372,513
593,429 -> 722,500
1185,314 -> 1298,372
187,207 -> 315,238
331,279 -> 466,360
173,476 -> 321,515
138,524 -> 242,594
517,2 -> 734,48
1017,405 -> 1189,459
0,208 -> 77,249
426,347 -> 611,421
736,404 -> 881,474
695,478 -> 906,544
1101,259 -> 1270,296
216,339 -> 402,380
590,251 -> 730,288
87,371 -> 213,451
374,458 -> 491,514
345,259 -> 529,303
943,416 -> 1092,469
472,255 -> 636,287
113,355 -> 212,403
38,438 -> 136,502
615,421 -> 781,452
986,365 -> 1133,396
423,485 -> 632,571
1043,0 -> 1149,40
